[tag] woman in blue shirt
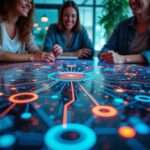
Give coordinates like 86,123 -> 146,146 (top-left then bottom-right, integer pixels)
44,1 -> 94,59
99,0 -> 150,64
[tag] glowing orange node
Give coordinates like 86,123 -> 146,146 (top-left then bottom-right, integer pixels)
59,72 -> 84,80
0,92 -> 4,96
9,92 -> 38,104
115,88 -> 125,93
92,105 -> 118,118
118,126 -> 136,138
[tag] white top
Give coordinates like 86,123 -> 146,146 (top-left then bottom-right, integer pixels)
1,23 -> 23,53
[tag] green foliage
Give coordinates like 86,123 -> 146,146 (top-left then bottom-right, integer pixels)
99,0 -> 129,38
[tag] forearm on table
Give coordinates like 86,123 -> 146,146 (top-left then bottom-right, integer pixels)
61,51 -> 77,57
0,51 -> 32,62
124,54 -> 145,64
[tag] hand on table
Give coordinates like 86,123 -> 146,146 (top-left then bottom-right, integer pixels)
75,48 -> 91,58
100,51 -> 126,64
30,52 -> 56,62
52,44 -> 63,57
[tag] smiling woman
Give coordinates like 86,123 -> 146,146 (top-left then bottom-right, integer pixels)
0,0 -> 62,62
43,0 -> 94,59
99,0 -> 150,64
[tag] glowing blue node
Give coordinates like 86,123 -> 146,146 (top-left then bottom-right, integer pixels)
135,123 -> 150,134
135,95 -> 150,103
0,134 -> 16,148
51,94 -> 60,100
114,98 -> 124,104
45,123 -> 96,150
21,112 -> 32,120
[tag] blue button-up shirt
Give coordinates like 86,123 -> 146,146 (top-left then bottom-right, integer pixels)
43,24 -> 94,59
100,17 -> 150,64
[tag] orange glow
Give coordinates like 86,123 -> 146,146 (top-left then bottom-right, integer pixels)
115,88 -> 125,93
0,92 -> 4,96
0,103 -> 16,117
9,92 -> 38,104
118,126 -> 136,138
92,105 -> 118,117
63,82 -> 75,128
59,72 -> 84,80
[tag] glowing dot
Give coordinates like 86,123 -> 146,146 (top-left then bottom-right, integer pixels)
114,98 -> 124,104
33,23 -> 39,28
10,87 -> 17,90
41,16 -> 48,22
92,105 -> 118,118
0,134 -> 16,148
21,112 -> 32,120
51,94 -> 60,100
115,88 -> 125,93
0,92 -> 4,96
135,124 -> 149,134
118,126 -> 136,138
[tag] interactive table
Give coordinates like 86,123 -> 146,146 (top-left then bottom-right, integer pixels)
0,59 -> 150,150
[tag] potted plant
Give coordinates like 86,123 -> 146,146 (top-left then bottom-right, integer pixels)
98,0 -> 129,38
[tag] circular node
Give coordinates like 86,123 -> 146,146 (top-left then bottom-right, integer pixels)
118,126 -> 136,138
48,71 -> 93,82
9,92 -> 38,104
0,92 -> 4,96
59,72 -> 84,80
135,95 -> 150,103
0,134 -> 16,148
92,105 -> 118,118
44,123 -> 96,150
21,112 -> 32,120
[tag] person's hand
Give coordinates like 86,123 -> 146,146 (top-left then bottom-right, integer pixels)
100,51 -> 126,64
41,52 -> 56,62
30,52 -> 55,62
52,44 -> 63,57
75,48 -> 91,58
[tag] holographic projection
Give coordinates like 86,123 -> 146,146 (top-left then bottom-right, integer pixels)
0,60 -> 150,150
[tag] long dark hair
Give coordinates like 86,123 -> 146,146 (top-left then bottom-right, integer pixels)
0,0 -> 34,43
57,0 -> 81,32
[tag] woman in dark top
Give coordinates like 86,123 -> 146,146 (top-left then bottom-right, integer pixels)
99,0 -> 150,64
44,0 -> 94,59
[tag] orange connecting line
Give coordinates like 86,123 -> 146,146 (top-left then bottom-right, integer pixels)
0,103 -> 16,117
62,82 -> 75,128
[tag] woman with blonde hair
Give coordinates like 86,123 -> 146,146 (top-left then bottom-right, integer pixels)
0,0 -> 62,62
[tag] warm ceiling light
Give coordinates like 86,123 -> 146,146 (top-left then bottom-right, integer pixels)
33,23 -> 39,28
41,15 -> 48,22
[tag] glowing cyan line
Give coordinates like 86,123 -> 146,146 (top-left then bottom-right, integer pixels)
0,103 -> 16,117
79,83 -> 99,106
35,81 -> 58,94
63,82 -> 75,128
